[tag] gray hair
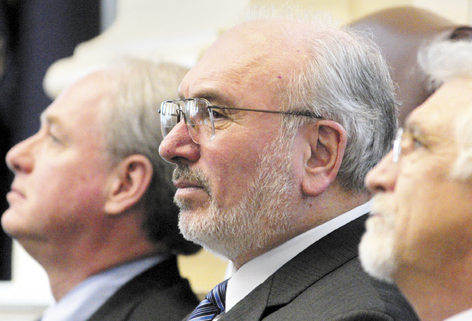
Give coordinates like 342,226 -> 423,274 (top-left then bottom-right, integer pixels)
419,40 -> 472,91
100,58 -> 200,255
244,7 -> 398,192
420,40 -> 472,181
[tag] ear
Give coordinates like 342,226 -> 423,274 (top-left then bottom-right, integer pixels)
301,120 -> 347,197
104,154 -> 153,215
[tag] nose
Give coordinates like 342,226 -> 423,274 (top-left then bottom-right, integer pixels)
365,151 -> 397,193
6,135 -> 37,174
159,119 -> 200,165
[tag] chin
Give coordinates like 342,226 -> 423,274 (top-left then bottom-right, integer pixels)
1,210 -> 18,236
359,230 -> 397,283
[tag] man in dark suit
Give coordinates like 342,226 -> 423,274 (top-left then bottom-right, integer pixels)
158,6 -> 418,321
1,59 -> 200,321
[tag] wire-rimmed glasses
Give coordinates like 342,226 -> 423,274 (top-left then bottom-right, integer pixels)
159,98 -> 323,144
392,128 -> 404,163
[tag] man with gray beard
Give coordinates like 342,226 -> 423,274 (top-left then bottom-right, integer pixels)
359,40 -> 472,321
159,6 -> 418,321
173,131 -> 297,260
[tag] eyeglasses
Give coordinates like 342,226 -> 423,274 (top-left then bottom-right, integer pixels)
159,98 -> 322,144
392,128 -> 404,163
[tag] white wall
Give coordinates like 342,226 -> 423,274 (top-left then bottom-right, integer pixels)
414,0 -> 471,24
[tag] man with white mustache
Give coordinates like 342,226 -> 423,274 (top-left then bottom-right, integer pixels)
359,39 -> 472,321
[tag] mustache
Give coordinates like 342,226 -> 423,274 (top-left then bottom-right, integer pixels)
370,193 -> 398,223
173,165 -> 212,196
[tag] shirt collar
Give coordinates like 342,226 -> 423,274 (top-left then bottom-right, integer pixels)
41,255 -> 168,321
444,309 -> 472,321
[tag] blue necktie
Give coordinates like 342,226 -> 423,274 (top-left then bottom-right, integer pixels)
187,279 -> 229,321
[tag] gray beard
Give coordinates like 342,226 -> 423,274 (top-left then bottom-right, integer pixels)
358,193 -> 398,283
177,130 -> 298,262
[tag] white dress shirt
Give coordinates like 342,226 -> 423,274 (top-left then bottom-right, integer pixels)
225,201 -> 371,312
41,255 -> 167,321
444,308 -> 472,321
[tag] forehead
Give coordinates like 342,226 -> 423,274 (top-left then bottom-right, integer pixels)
406,79 -> 472,136
44,72 -> 108,126
179,19 -> 310,103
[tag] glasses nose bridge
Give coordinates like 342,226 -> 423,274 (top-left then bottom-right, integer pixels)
162,99 -> 214,145
175,105 -> 185,124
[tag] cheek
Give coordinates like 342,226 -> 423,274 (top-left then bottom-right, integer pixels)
394,162 -> 438,231
203,137 -> 264,201
204,150 -> 256,205
393,177 -> 463,267
2,177 -> 106,240
34,160 -> 108,221
391,170 -> 432,263
203,119 -> 285,206
56,162 -> 108,202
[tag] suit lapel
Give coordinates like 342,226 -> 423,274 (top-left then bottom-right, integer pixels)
267,214 -> 367,307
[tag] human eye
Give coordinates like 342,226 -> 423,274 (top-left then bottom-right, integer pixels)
45,123 -> 64,145
412,137 -> 425,149
47,129 -> 62,145
406,133 -> 424,148
40,113 -> 64,146
209,107 -> 230,120
401,130 -> 428,157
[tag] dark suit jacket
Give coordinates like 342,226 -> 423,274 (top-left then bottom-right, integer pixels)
87,256 -> 199,321
219,215 -> 419,321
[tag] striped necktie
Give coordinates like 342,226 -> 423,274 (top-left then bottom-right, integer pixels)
187,279 -> 229,321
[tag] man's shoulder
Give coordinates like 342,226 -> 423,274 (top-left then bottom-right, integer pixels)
87,259 -> 199,321
264,216 -> 418,321
270,257 -> 418,320
116,276 -> 199,321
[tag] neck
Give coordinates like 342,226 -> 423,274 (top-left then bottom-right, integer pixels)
312,185 -> 371,222
24,234 -> 159,300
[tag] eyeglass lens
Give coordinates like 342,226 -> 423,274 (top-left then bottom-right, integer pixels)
160,101 -> 181,138
160,100 -> 215,144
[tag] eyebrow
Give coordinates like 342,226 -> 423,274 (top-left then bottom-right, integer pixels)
404,120 -> 444,146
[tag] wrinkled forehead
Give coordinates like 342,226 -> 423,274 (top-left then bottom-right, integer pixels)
43,71 -> 110,130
